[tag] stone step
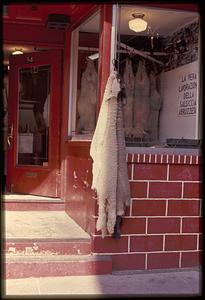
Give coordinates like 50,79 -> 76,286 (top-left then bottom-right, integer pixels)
4,211 -> 91,255
3,194 -> 64,211
3,200 -> 65,211
5,254 -> 112,278
3,208 -> 106,279
5,211 -> 90,239
5,238 -> 91,256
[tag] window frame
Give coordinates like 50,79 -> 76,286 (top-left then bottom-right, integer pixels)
111,4 -> 201,150
68,10 -> 100,140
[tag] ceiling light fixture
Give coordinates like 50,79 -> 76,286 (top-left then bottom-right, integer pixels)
88,53 -> 99,60
12,49 -> 23,55
129,13 -> 147,33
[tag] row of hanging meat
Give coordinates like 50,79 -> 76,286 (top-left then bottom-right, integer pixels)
77,58 -> 163,143
122,58 -> 163,142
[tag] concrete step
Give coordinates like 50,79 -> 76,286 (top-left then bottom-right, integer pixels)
3,209 -> 110,279
4,211 -> 91,255
5,211 -> 90,240
3,194 -> 64,211
5,238 -> 91,256
3,200 -> 65,211
5,254 -> 112,278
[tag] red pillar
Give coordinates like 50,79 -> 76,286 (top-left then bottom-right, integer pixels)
97,4 -> 113,110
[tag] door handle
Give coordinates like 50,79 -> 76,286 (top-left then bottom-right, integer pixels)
7,124 -> 13,148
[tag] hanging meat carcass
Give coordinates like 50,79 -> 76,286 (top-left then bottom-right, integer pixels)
90,71 -> 130,238
77,59 -> 98,133
147,71 -> 163,143
133,59 -> 150,138
122,58 -> 135,137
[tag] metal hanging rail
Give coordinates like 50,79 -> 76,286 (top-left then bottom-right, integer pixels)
119,42 -> 164,65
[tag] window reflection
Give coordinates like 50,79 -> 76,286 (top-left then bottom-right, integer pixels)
17,66 -> 50,165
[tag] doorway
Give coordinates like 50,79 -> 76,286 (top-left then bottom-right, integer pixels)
6,50 -> 62,197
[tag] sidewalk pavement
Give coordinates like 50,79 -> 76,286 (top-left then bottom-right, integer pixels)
3,267 -> 202,297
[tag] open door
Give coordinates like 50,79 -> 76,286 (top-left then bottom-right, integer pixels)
6,50 -> 62,197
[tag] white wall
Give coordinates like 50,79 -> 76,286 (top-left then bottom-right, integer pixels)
159,61 -> 199,144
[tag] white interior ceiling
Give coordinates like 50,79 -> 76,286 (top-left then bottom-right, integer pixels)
4,5 -> 199,65
118,6 -> 199,36
80,5 -> 199,37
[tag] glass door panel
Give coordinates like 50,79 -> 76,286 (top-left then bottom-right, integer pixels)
17,65 -> 50,166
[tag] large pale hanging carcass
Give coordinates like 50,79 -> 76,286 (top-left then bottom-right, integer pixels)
90,71 -> 130,238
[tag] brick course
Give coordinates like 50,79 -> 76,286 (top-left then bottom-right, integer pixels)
133,164 -> 167,180
130,182 -> 147,198
181,251 -> 202,267
132,200 -> 166,216
120,217 -> 146,234
147,252 -> 180,269
92,236 -> 128,253
147,218 -> 180,234
130,235 -> 163,252
149,182 -> 182,198
168,200 -> 200,216
183,182 -> 202,198
112,254 -> 146,270
169,165 -> 201,181
165,235 -> 197,251
182,217 -> 202,233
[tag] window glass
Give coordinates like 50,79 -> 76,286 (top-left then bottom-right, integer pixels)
17,65 -> 50,165
115,5 -> 200,148
3,5 -> 8,16
69,11 -> 100,139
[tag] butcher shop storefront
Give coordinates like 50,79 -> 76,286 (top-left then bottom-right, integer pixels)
3,2 -> 202,274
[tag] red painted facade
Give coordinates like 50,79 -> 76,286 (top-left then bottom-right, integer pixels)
3,3 -> 201,274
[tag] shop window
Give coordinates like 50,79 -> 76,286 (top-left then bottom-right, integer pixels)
113,5 -> 201,148
68,11 -> 100,139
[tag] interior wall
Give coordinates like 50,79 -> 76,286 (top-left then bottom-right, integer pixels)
159,20 -> 199,143
159,60 -> 199,143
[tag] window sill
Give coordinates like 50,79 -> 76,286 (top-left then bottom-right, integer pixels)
68,134 -> 93,142
67,137 -> 201,156
126,146 -> 201,156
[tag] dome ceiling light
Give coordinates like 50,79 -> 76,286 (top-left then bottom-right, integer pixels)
128,13 -> 148,33
12,49 -> 23,55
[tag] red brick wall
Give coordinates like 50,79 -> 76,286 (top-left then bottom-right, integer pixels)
91,153 -> 202,271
